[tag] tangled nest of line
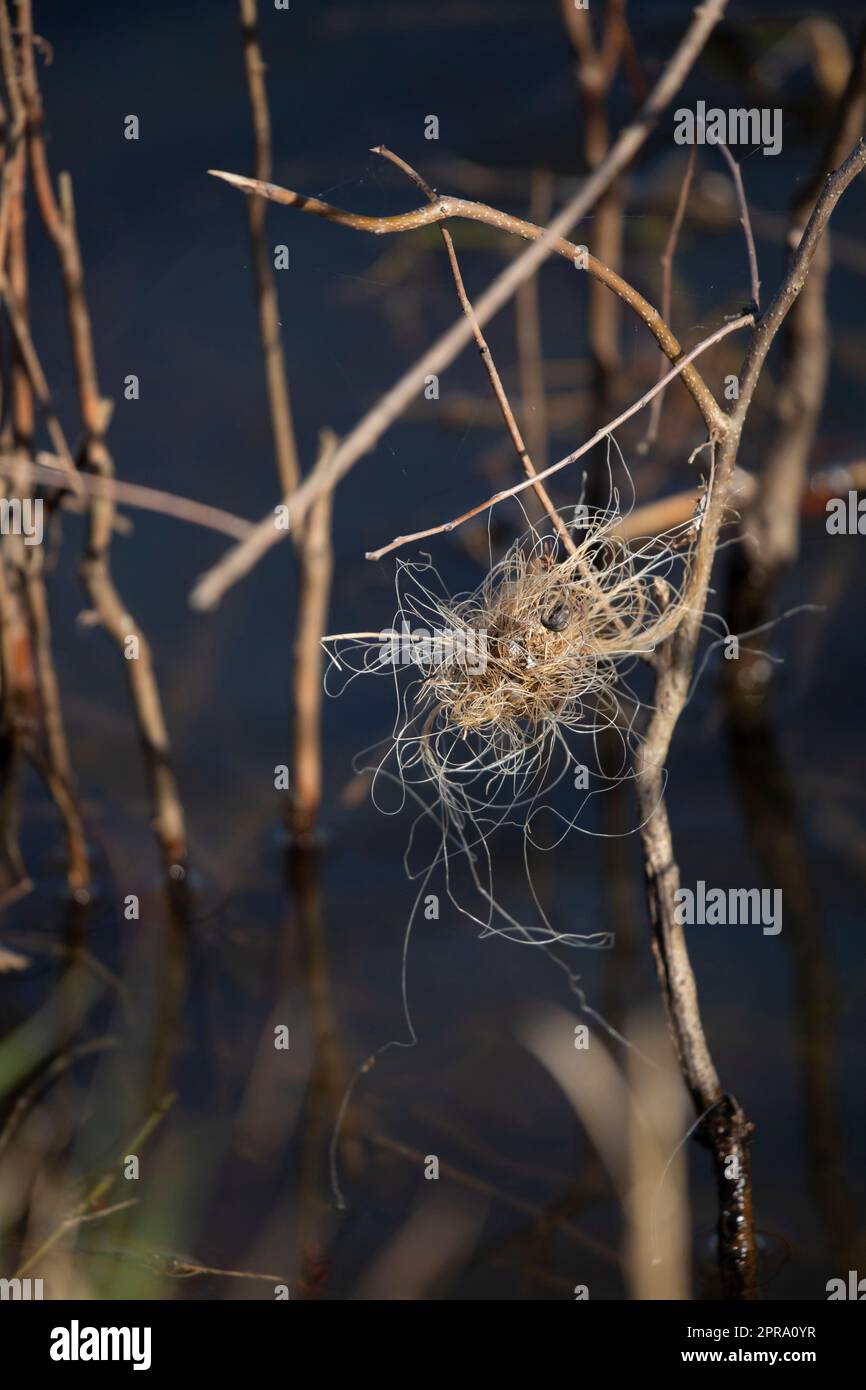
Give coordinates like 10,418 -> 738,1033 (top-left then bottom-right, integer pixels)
323,501 -> 701,817
404,510 -> 695,777
321,504 -> 701,949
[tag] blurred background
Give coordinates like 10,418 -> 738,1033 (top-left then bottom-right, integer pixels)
0,0 -> 864,1299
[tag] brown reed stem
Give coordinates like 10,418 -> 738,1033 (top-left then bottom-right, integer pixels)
238,0 -> 300,496
16,2 -> 187,870
561,0 -> 626,440
0,450 -> 252,539
291,433 -> 336,844
638,146 -> 697,454
516,168 -> 554,477
0,28 -> 88,895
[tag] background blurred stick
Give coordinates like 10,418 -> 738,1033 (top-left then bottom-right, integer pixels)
374,147 -> 576,553
239,0 -> 300,496
238,0 -> 332,844
517,169 -> 554,479
0,14 -> 88,896
560,0 -> 629,440
727,25 -> 866,725
639,147 -> 696,454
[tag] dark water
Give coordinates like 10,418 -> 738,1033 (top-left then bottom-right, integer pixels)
1,0 -> 864,1299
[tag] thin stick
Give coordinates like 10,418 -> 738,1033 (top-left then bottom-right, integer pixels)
639,146 -> 697,453
189,0 -> 731,610
366,314 -> 752,560
0,1036 -> 116,1159
374,146 -> 576,555
717,143 -> 761,309
0,452 -> 253,540
726,30 -> 866,725
15,1091 -> 176,1277
737,27 -> 866,582
238,0 -> 300,495
291,430 -> 336,843
0,271 -> 84,490
560,0 -> 626,438
68,176 -> 187,867
0,61 -> 88,896
516,168 -> 554,475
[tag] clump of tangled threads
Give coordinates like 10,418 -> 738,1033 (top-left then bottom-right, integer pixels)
404,509 -> 693,781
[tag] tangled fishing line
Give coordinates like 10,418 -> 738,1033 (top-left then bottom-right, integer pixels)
321,463 -> 718,1204
327,489 -> 703,905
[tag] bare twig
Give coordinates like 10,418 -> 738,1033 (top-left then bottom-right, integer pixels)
373,146 -> 576,554
516,168 -> 554,475
206,171 -> 725,434
0,452 -> 253,540
735,140 -> 866,410
133,1251 -> 289,1283
366,1131 -> 620,1266
15,1091 -> 176,1277
366,314 -> 753,560
639,147 -> 697,453
291,431 -> 336,843
0,1037 -> 117,1160
718,143 -> 761,309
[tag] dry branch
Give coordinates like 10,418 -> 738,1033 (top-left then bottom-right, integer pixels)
189,0 -> 731,610
206,171 -> 726,435
366,314 -> 752,560
718,143 -> 761,310
374,146 -> 576,554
